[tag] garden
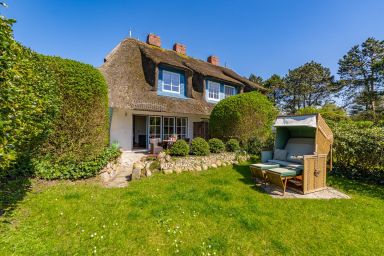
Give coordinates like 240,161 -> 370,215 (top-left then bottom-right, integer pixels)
1,10 -> 384,256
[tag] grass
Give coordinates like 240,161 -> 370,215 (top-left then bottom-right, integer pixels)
1,163 -> 384,255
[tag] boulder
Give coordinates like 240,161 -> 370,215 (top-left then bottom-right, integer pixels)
163,169 -> 173,175
202,165 -> 208,171
216,160 -> 222,167
157,151 -> 166,160
132,168 -> 141,180
133,162 -> 145,170
145,169 -> 152,177
211,164 -> 217,168
174,168 -> 182,174
165,155 -> 171,162
195,166 -> 202,172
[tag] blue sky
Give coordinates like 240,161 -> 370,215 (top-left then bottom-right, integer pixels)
2,0 -> 384,80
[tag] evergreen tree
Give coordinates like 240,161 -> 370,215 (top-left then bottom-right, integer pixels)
337,37 -> 384,120
284,61 -> 334,113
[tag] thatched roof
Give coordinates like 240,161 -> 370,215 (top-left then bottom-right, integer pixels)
100,38 -> 266,116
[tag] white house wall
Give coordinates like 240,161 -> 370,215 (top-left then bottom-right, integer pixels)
110,108 -> 209,151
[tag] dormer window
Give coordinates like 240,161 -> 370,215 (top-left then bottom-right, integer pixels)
224,85 -> 236,98
207,81 -> 220,101
162,70 -> 181,93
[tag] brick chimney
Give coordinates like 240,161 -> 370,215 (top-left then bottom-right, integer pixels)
173,43 -> 186,55
207,55 -> 219,66
147,34 -> 161,47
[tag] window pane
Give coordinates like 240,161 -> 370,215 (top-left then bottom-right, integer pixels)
171,73 -> 180,86
163,72 -> 171,85
164,85 -> 172,91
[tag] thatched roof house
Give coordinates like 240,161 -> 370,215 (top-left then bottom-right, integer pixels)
100,34 -> 265,151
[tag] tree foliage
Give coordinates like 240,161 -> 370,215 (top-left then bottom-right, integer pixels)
295,104 -> 348,122
209,91 -> 278,143
263,74 -> 286,108
337,37 -> 384,120
284,61 -> 334,113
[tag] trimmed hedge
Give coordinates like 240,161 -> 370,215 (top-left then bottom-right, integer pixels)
208,138 -> 225,153
1,18 -> 58,174
190,137 -> 210,156
1,16 -> 113,179
332,121 -> 384,184
31,57 -> 110,179
169,140 -> 190,156
209,91 -> 277,144
226,139 -> 240,152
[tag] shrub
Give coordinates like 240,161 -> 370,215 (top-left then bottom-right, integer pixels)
246,136 -> 274,155
0,18 -> 58,175
169,140 -> 190,156
332,121 -> 384,184
1,16 -> 112,180
208,138 -> 225,153
190,137 -> 210,156
209,91 -> 278,144
33,144 -> 121,179
226,139 -> 240,152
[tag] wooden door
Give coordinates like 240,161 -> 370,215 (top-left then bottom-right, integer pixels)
193,121 -> 209,139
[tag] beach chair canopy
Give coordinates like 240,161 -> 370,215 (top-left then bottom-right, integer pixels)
273,114 -> 333,157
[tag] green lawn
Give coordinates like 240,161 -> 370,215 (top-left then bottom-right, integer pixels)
1,164 -> 384,255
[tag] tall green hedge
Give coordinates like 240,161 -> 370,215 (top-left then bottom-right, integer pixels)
31,57 -> 111,179
209,91 -> 278,144
1,16 -> 114,179
1,17 -> 58,174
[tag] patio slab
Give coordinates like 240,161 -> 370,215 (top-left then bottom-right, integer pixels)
255,182 -> 350,199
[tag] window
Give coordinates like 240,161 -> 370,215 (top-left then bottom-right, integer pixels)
224,85 -> 236,98
149,116 -> 161,139
163,117 -> 175,140
163,70 -> 181,93
207,81 -> 220,101
176,117 -> 188,139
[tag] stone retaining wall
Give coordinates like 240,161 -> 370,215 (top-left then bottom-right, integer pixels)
131,152 -> 249,180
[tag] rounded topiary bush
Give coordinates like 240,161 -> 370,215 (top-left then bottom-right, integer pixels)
208,138 -> 225,153
209,91 -> 278,144
169,140 -> 190,156
190,137 -> 210,156
226,139 -> 240,152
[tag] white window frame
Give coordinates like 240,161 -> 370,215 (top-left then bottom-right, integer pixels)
175,117 -> 188,139
162,70 -> 181,94
224,85 -> 236,98
162,117 -> 175,140
207,81 -> 220,101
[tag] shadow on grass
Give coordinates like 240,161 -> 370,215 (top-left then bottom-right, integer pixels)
0,175 -> 31,218
328,175 -> 384,200
232,163 -> 266,194
232,163 -> 254,185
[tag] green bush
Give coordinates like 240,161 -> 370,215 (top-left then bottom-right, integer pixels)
33,144 -> 121,179
1,16 -> 112,180
332,121 -> 384,184
1,17 -> 58,175
209,91 -> 278,144
208,138 -> 225,153
246,136 -> 274,155
169,140 -> 190,156
226,139 -> 240,152
190,137 -> 210,156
